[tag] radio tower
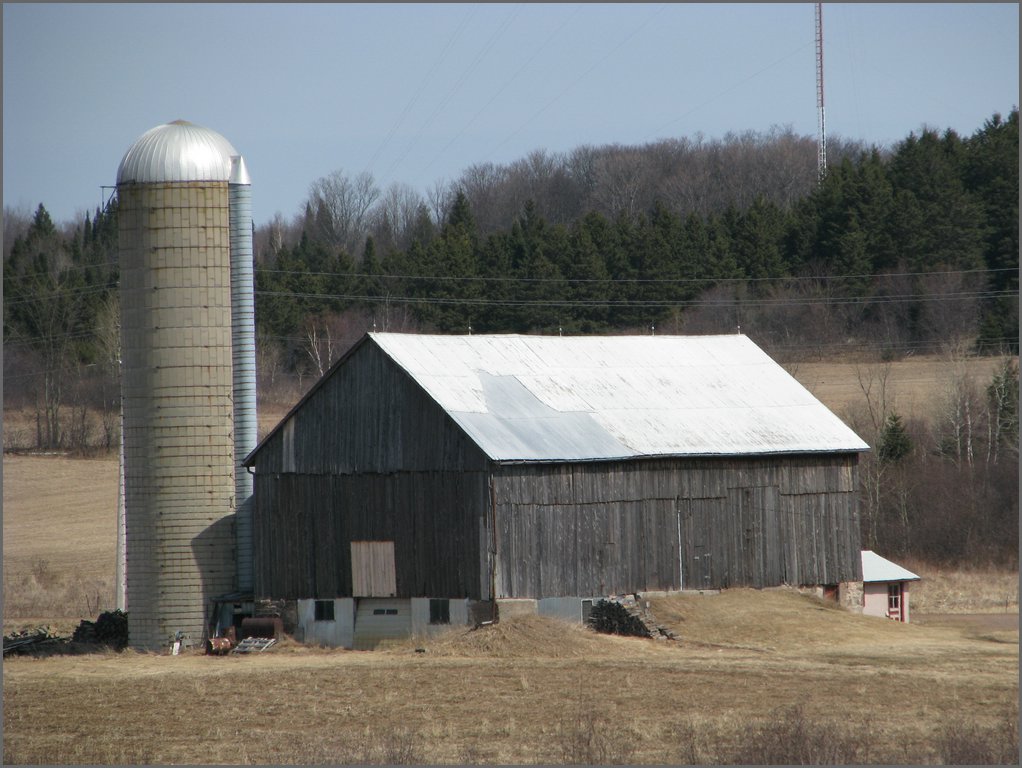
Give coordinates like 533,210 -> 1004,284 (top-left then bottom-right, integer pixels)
815,3 -> 827,182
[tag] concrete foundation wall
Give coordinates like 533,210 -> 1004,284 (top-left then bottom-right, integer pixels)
410,598 -> 470,637
537,597 -> 600,622
297,598 -> 356,647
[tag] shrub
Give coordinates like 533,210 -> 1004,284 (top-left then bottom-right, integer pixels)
555,707 -> 635,765
722,705 -> 866,765
936,711 -> 1019,765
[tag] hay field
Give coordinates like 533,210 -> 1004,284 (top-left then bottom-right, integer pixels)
791,353 -> 1014,422
2,454 -> 118,621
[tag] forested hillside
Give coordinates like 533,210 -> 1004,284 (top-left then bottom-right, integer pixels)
253,111 -> 1017,370
3,110 -> 1018,565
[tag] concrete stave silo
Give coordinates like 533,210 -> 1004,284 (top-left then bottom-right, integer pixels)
116,120 -> 253,649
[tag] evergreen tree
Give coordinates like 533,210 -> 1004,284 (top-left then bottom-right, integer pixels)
3,204 -> 95,447
964,110 -> 1019,352
878,412 -> 912,462
561,212 -> 613,332
508,201 -> 566,332
888,129 -> 986,272
727,197 -> 788,286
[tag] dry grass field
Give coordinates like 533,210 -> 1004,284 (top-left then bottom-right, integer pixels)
3,591 -> 1017,765
3,353 -> 1018,764
791,353 -> 1014,422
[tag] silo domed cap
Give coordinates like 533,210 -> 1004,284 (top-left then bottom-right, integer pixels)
117,120 -> 239,184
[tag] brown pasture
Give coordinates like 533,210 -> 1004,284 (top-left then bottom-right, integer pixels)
3,591 -> 1018,765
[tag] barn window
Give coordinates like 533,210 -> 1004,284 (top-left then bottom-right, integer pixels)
429,599 -> 450,625
314,600 -> 335,622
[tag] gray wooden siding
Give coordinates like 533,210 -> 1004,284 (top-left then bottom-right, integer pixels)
492,454 -> 861,598
252,470 -> 488,600
249,341 -> 489,474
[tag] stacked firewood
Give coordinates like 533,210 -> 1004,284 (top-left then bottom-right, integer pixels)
72,609 -> 129,649
588,596 -> 679,641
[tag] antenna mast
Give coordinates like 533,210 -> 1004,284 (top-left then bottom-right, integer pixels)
815,3 -> 827,182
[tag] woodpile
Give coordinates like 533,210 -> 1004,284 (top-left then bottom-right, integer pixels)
72,609 -> 129,649
588,596 -> 679,641
3,626 -> 65,655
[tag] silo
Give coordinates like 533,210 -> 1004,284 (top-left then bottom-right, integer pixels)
116,120 -> 246,649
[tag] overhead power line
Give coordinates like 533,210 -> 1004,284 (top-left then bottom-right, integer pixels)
254,265 -> 1017,286
254,286 -> 1017,310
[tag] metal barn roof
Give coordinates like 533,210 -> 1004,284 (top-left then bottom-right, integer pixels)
117,120 -> 239,184
861,550 -> 920,583
369,333 -> 869,462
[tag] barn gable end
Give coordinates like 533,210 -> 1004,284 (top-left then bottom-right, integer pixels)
248,339 -> 490,600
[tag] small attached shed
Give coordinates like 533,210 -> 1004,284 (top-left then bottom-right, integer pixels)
861,550 -> 920,622
244,333 -> 869,648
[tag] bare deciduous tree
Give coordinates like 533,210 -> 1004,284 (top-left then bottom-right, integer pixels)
306,170 -> 381,259
851,360 -> 895,549
370,182 -> 426,254
934,342 -> 983,467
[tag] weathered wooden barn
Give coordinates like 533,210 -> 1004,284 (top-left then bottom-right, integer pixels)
244,333 -> 869,647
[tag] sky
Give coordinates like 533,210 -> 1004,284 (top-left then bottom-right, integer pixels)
3,3 -> 1018,227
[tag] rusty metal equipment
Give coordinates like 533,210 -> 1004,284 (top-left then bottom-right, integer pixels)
240,616 -> 282,641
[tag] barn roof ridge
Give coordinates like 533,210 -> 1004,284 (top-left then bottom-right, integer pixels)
245,331 -> 869,466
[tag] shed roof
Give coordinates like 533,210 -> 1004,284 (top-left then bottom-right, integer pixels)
861,550 -> 920,582
365,332 -> 868,462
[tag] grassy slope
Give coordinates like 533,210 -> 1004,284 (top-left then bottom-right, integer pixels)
3,594 -> 1017,764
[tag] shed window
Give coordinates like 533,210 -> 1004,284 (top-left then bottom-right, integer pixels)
887,583 -> 901,613
314,600 -> 335,622
429,599 -> 450,625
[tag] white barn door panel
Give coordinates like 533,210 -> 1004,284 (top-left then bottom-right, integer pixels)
351,541 -> 397,597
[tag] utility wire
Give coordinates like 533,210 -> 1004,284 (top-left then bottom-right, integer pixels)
251,287 -> 1016,307
383,4 -> 523,185
421,4 -> 583,178
4,267 -> 1014,309
363,7 -> 477,181
489,4 -> 668,160
253,265 -> 1016,286
649,42 -> 811,140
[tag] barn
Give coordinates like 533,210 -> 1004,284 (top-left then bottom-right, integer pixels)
244,332 -> 869,648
